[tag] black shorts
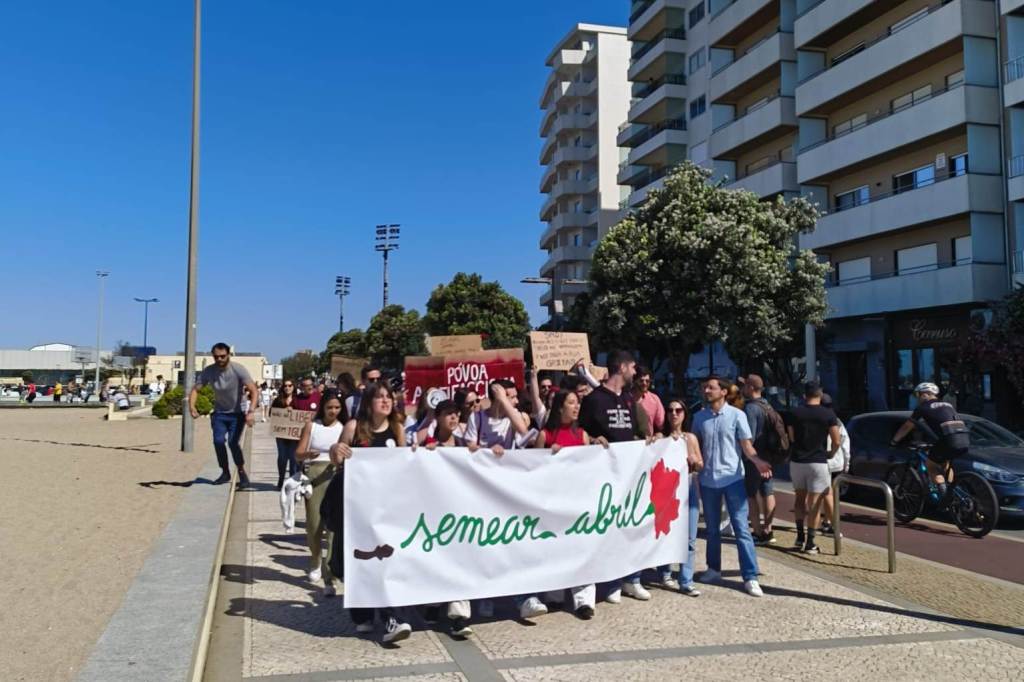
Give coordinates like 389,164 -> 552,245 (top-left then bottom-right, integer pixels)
928,441 -> 967,464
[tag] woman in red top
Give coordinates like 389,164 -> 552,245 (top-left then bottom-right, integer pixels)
536,390 -> 607,451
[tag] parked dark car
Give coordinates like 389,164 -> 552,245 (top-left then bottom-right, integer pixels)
847,411 -> 1024,519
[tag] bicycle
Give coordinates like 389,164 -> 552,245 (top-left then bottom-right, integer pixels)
885,444 -> 999,538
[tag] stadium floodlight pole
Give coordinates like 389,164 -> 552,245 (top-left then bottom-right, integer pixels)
374,224 -> 400,309
94,271 -> 110,394
334,276 -> 351,331
134,297 -> 158,389
182,0 -> 201,453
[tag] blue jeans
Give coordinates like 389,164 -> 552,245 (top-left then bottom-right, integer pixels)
275,438 -> 298,480
680,475 -> 701,587
700,478 -> 759,582
211,412 -> 246,472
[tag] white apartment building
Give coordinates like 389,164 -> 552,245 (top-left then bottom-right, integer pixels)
538,24 -> 631,318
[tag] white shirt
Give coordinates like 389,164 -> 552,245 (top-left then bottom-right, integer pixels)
307,420 -> 344,463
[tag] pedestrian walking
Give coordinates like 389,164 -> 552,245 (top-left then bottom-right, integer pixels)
345,365 -> 382,416
260,382 -> 272,422
272,379 -> 300,490
741,374 -> 787,545
190,342 -> 259,487
691,375 -> 771,597
784,382 -> 842,554
292,376 -> 322,412
820,393 -> 851,536
662,398 -> 703,597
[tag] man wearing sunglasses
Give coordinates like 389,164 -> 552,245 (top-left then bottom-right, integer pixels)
191,342 -> 259,487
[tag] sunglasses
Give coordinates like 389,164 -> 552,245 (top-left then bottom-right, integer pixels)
213,354 -> 228,360
669,407 -> 685,414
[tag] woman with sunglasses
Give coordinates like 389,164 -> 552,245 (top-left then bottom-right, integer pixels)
330,382 -> 414,644
271,380 -> 299,490
662,399 -> 704,596
295,391 -> 348,598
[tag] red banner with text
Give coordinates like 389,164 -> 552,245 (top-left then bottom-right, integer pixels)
404,349 -> 525,406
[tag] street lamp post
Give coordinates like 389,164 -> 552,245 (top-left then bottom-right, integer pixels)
94,271 -> 110,396
134,297 -> 158,389
182,0 -> 202,453
374,224 -> 400,308
520,276 -> 588,330
334,276 -> 351,332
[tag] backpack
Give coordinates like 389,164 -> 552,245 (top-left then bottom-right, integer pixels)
755,399 -> 790,466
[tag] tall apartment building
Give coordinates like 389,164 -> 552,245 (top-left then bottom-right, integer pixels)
538,24 -> 630,318
623,0 -> 1023,422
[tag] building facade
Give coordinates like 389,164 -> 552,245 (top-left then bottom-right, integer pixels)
621,0 -> 1022,422
539,24 -> 631,318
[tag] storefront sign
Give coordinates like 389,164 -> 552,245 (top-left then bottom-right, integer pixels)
891,314 -> 967,348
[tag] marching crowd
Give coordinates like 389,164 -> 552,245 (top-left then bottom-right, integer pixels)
192,344 -> 851,645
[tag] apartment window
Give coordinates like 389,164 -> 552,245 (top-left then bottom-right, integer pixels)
831,42 -> 865,67
834,186 -> 869,212
688,48 -> 706,75
893,164 -> 935,194
891,84 -> 932,113
953,236 -> 972,265
950,153 -> 968,177
689,3 -> 705,27
832,113 -> 867,138
946,70 -> 965,88
689,95 -> 706,119
896,243 -> 938,276
837,257 -> 871,285
890,8 -> 929,35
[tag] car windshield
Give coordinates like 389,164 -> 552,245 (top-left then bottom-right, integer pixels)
966,419 -> 1024,448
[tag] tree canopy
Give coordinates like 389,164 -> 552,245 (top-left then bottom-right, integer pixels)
423,272 -> 531,350
365,305 -> 427,370
974,285 -> 1024,407
281,350 -> 319,380
320,328 -> 368,372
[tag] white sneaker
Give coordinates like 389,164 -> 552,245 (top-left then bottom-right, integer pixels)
622,582 -> 651,601
382,617 -> 412,644
355,622 -> 374,634
519,596 -> 548,619
744,580 -> 764,597
697,569 -> 722,584
308,566 -> 322,583
605,588 -> 622,604
660,576 -> 681,590
323,583 -> 336,598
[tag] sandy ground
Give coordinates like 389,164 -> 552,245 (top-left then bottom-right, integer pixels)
0,410 -> 217,682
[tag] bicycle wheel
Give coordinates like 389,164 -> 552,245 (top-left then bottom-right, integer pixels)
886,465 -> 926,524
947,471 -> 1000,538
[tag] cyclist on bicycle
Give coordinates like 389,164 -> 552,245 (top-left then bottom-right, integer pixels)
890,382 -> 970,504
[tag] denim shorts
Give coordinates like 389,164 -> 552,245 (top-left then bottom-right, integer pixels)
743,459 -> 774,497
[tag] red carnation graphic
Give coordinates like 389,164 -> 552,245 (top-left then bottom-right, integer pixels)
649,459 -> 681,538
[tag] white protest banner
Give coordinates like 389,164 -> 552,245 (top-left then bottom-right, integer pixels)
529,331 -> 592,371
343,439 -> 687,608
269,407 -> 314,440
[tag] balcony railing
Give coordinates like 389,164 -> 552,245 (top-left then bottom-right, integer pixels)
827,167 -> 985,214
634,73 -> 687,100
625,116 -> 687,147
798,1 -> 952,86
711,28 -> 783,76
734,149 -> 795,180
630,0 -> 656,22
1008,55 -> 1024,83
826,258 -> 1001,288
1010,155 -> 1024,179
799,81 -> 970,153
711,92 -> 784,132
1015,250 -> 1024,274
631,28 -> 687,64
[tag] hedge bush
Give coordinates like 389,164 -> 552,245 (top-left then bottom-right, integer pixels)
153,385 -> 214,419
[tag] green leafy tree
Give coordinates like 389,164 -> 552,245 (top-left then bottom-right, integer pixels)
582,162 -> 829,394
423,272 -> 531,350
975,285 -> 1024,408
281,350 -> 320,380
365,305 -> 427,370
319,328 -> 367,372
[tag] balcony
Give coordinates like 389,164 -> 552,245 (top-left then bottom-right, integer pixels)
795,0 -> 877,50
709,95 -> 797,158
631,28 -> 687,64
548,176 -> 600,201
541,245 -> 595,277
825,261 -> 1008,319
549,112 -> 597,137
629,0 -> 688,40
795,0 -> 996,117
553,49 -> 587,73
1003,0 -> 1024,13
1007,156 -> 1024,202
727,160 -> 798,198
708,0 -> 777,47
618,162 -> 649,186
628,35 -> 688,83
710,32 -> 795,103
802,172 -> 1003,251
623,171 -> 671,208
539,106 -> 557,137
550,145 -> 597,169
539,211 -> 599,249
629,77 -> 688,124
565,78 -> 598,99
797,84 -> 1000,184
539,165 -> 557,193
1005,56 -> 1024,107
628,123 -> 688,167
620,116 -> 687,149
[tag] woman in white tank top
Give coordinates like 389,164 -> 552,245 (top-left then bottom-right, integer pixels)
296,392 -> 346,597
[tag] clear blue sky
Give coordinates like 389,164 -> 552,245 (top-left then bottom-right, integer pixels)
0,1 -> 626,362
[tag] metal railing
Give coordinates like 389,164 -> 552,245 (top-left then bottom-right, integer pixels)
734,149 -> 795,180
831,474 -> 896,573
631,28 -> 687,64
711,92 -> 787,133
827,167 -> 981,215
630,0 -> 655,22
826,257 -> 1004,288
622,116 -> 687,148
634,73 -> 687,100
1014,250 -> 1024,275
1007,55 -> 1024,83
1009,155 -> 1024,179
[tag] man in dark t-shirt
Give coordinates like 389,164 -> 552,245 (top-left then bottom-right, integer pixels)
892,382 -> 969,503
784,382 -> 840,554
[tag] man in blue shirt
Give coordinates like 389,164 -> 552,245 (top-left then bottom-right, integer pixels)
691,375 -> 772,597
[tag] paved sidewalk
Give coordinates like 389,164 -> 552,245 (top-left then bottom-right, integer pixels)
205,424 -> 1024,681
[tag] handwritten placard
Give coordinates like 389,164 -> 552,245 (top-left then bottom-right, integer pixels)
529,331 -> 592,371
427,335 -> 483,356
270,407 -> 314,440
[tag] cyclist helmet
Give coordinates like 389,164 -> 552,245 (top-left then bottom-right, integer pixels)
914,382 -> 940,397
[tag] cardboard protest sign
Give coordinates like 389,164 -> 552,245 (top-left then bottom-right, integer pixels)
270,407 -> 314,440
330,355 -> 369,380
529,331 -> 592,371
426,335 -> 483,356
404,349 -> 525,406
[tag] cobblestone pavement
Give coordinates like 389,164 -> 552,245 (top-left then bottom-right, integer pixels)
205,425 -> 1024,681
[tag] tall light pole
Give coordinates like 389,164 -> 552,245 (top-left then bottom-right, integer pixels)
94,271 -> 109,394
334,276 -> 351,332
182,0 -> 202,453
374,224 -> 400,308
134,297 -> 158,389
